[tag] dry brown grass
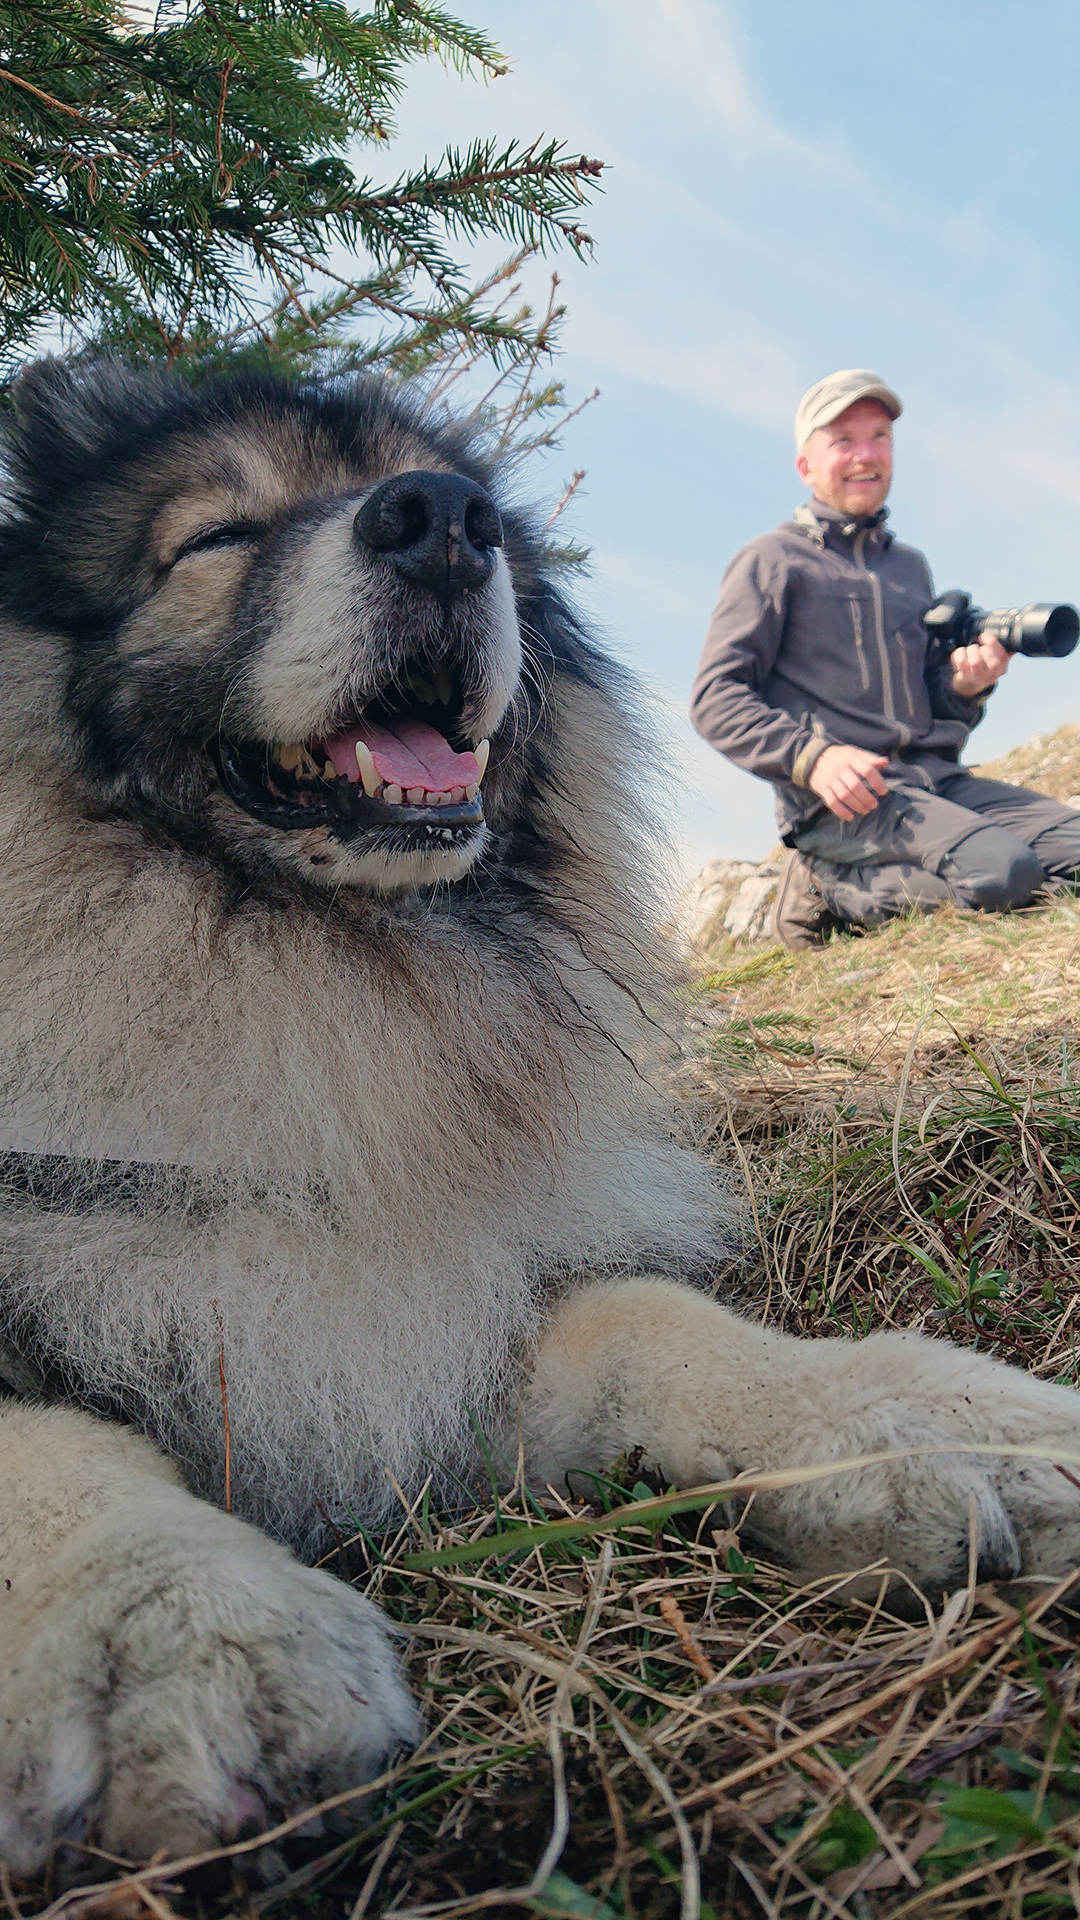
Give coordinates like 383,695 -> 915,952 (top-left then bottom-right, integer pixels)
13,1482 -> 1080,1920
973,723 -> 1080,804
10,858 -> 1080,1920
691,893 -> 1080,1085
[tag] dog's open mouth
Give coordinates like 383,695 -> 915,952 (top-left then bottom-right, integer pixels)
210,663 -> 489,843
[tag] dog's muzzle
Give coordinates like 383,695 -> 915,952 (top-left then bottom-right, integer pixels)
210,663 -> 491,843
208,470 -> 508,852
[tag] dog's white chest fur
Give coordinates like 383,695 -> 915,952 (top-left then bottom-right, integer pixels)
0,822 -> 723,1547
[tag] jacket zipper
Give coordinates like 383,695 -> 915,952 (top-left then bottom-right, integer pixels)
848,596 -> 870,690
897,632 -> 915,712
853,529 -> 911,746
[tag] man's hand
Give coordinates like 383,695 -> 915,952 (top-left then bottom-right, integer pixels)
950,636 -> 1010,698
808,743 -> 889,821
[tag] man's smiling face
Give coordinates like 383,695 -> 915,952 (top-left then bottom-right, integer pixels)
796,397 -> 894,517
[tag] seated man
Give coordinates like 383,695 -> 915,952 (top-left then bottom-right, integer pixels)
690,367 -> 1080,947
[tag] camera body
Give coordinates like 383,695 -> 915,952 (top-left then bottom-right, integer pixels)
924,590 -> 1079,659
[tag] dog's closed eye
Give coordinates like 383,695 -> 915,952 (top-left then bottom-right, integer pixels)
171,523 -> 267,565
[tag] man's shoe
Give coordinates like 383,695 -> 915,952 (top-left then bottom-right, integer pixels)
772,851 -> 841,949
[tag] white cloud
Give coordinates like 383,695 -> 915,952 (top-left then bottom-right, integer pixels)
587,546 -> 718,634
564,289 -> 798,432
590,0 -> 857,178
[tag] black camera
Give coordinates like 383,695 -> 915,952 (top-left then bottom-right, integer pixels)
924,590 -> 1080,659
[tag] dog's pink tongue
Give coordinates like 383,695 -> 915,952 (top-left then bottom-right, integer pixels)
325,719 -> 479,792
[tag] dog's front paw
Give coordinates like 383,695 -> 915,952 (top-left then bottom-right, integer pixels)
0,1492 -> 417,1875
521,1279 -> 1079,1602
727,1334 -> 1080,1597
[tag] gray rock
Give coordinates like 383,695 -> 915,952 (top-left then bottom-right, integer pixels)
675,857 -> 783,949
724,869 -> 782,941
675,859 -> 761,946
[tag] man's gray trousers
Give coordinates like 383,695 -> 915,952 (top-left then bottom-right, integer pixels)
794,767 -> 1080,928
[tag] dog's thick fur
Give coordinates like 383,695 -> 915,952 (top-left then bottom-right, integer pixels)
1,360 -> 1078,1872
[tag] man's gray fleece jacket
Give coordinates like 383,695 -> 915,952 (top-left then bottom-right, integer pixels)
690,498 -> 987,839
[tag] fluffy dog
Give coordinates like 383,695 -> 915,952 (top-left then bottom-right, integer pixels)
0,360 -> 1077,1871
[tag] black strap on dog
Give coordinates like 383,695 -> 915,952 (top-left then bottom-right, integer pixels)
0,1331 -> 52,1400
0,1148 -> 217,1407
0,1148 -> 184,1215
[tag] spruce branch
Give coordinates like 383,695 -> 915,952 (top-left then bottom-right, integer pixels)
0,0 -> 604,478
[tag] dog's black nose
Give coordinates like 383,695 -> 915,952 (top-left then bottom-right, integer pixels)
354,471 -> 503,598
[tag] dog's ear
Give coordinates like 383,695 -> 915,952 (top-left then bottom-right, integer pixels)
7,356 -> 169,474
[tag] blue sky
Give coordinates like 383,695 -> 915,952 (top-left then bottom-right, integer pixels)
385,0 -> 1080,874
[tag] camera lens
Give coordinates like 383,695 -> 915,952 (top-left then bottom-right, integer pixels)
1015,603 -> 1080,658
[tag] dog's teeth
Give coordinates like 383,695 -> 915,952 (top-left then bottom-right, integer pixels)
473,740 -> 490,781
465,782 -> 479,801
384,783 -> 403,806
407,787 -> 426,805
276,742 -> 304,774
354,740 -> 381,799
434,670 -> 453,706
410,674 -> 437,705
450,785 -> 465,803
323,760 -> 337,781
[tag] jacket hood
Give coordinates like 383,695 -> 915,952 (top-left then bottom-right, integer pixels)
793,499 -> 892,546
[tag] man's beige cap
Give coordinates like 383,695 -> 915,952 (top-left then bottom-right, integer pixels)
794,368 -> 902,451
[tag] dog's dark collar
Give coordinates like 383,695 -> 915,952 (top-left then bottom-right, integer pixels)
0,1148 -> 180,1215
0,1330 -> 53,1400
0,1149 -> 196,1410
